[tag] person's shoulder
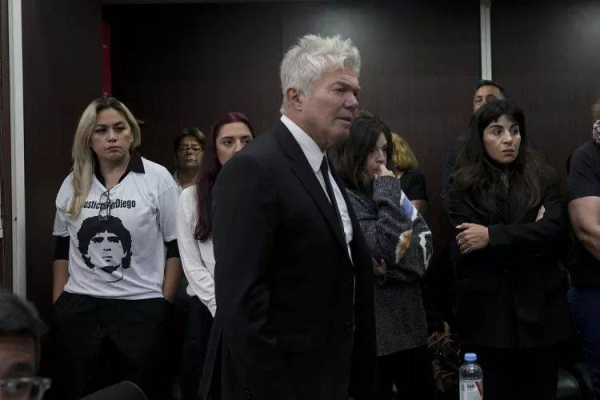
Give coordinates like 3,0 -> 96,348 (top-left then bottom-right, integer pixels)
572,140 -> 599,160
242,126 -> 281,157
140,157 -> 177,186
402,170 -> 425,182
179,185 -> 197,216
139,157 -> 178,196
55,171 -> 78,211
140,156 -> 164,171
180,185 -> 197,204
578,139 -> 597,152
225,125 -> 285,168
59,170 -> 75,187
56,171 -> 75,198
240,134 -> 274,158
219,144 -> 271,180
566,141 -> 600,177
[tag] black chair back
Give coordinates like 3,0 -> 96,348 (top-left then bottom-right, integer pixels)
79,381 -> 148,400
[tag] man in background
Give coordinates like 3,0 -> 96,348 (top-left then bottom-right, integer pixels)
0,290 -> 49,399
443,79 -> 507,186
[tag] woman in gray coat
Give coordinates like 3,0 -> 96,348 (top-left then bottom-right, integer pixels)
329,111 -> 434,399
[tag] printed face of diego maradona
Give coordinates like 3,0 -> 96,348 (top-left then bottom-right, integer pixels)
87,231 -> 126,278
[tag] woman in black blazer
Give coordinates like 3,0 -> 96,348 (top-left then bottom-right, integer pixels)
444,100 -> 570,400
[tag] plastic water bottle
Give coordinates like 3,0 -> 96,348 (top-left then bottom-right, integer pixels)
459,352 -> 483,399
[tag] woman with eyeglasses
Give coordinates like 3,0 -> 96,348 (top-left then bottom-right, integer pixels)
444,100 -> 570,399
173,127 -> 206,193
51,97 -> 182,400
170,127 -> 206,393
176,112 -> 254,400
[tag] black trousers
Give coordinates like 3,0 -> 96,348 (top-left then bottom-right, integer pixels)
375,345 -> 436,400
180,296 -> 214,400
464,345 -> 559,400
171,280 -> 192,378
51,292 -> 172,400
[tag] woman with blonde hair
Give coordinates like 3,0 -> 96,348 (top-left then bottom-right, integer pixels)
390,133 -> 429,213
51,96 -> 182,399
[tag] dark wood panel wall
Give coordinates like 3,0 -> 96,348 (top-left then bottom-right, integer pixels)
492,0 -> 600,189
106,1 -> 481,175
22,0 -> 600,321
21,0 -> 103,317
104,1 -> 481,316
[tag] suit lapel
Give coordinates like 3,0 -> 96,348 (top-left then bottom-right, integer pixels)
330,165 -> 364,263
272,122 -> 348,252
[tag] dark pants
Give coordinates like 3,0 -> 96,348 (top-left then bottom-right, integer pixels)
51,292 -> 172,400
465,345 -> 559,400
376,345 -> 435,400
180,296 -> 214,400
172,282 -> 192,383
569,286 -> 600,395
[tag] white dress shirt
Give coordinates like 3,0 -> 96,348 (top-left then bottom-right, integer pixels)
281,115 -> 353,260
176,185 -> 217,316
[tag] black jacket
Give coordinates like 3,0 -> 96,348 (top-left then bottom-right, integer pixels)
200,121 -> 377,400
444,167 -> 570,349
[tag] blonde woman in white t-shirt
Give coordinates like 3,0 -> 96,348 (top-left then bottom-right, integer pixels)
51,97 -> 182,400
176,111 -> 254,400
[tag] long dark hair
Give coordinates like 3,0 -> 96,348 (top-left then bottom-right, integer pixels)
194,112 -> 255,241
329,111 -> 393,196
450,99 -> 543,223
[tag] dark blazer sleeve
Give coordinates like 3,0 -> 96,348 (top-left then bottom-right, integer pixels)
350,176 -> 432,284
212,152 -> 296,399
487,170 -> 563,255
444,168 -> 563,262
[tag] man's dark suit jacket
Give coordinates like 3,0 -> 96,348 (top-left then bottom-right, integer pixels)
201,120 -> 377,400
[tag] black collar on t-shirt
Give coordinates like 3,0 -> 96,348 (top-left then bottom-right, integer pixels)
93,151 -> 145,186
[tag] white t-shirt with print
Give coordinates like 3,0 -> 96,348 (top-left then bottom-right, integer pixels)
53,158 -> 179,300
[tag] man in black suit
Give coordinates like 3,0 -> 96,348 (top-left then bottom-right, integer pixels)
0,290 -> 49,399
208,34 -> 376,400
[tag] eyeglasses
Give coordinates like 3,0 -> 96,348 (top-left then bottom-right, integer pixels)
177,146 -> 203,154
98,189 -> 112,221
0,377 -> 51,400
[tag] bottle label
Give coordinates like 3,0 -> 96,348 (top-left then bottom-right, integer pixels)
460,379 -> 483,400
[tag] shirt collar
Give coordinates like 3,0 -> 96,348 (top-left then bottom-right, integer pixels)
281,115 -> 325,174
93,150 -> 145,186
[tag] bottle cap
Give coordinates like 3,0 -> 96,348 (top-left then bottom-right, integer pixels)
464,353 -> 477,362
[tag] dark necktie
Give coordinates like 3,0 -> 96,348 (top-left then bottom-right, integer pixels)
320,156 -> 344,236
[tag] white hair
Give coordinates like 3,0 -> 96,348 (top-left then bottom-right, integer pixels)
280,34 -> 361,113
